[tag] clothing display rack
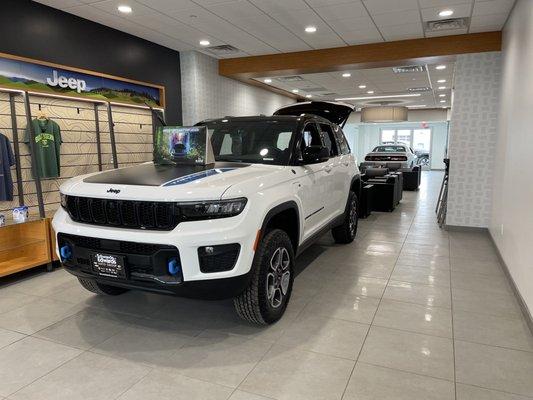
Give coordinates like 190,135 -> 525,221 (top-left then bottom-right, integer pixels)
0,88 -> 163,277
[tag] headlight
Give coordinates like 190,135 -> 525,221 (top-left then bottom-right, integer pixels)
178,198 -> 247,220
60,193 -> 68,209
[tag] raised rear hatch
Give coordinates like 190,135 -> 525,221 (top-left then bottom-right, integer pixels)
273,101 -> 355,126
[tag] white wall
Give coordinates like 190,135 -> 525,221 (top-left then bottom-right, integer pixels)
180,51 -> 291,125
490,0 -> 533,315
446,52 -> 502,228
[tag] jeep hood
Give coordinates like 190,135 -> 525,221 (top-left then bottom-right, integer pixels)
60,162 -> 282,201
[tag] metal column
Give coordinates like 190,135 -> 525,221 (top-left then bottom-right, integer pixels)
9,93 -> 24,205
22,91 -> 45,219
94,103 -> 103,171
106,102 -> 118,169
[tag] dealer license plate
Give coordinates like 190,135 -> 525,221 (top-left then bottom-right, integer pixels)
91,253 -> 126,278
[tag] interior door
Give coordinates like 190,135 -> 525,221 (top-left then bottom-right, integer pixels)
292,123 -> 331,241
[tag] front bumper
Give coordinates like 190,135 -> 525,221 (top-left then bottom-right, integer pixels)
52,207 -> 257,296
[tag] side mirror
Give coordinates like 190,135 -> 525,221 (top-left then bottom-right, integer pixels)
302,145 -> 330,164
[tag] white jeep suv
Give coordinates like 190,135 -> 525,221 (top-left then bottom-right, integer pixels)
53,101 -> 361,324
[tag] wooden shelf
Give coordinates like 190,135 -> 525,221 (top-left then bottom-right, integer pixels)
0,218 -> 52,278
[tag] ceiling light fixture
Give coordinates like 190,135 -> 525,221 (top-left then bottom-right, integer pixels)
358,84 -> 366,89
306,94 -> 312,98
439,94 -> 446,97
335,93 -> 422,101
117,4 -> 132,13
436,65 -> 446,70
407,105 -> 427,108
305,26 -> 317,33
367,90 -> 374,94
437,79 -> 446,83
440,100 -> 446,103
199,40 -> 210,46
438,86 -> 446,90
342,73 -> 351,78
438,9 -> 454,17
264,79 -> 272,83
292,89 -> 299,93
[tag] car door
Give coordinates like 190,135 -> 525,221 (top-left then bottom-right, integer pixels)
333,125 -> 355,207
291,122 -> 331,241
318,122 -> 344,219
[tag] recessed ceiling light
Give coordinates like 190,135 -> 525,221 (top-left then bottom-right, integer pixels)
305,94 -> 313,98
358,84 -> 366,89
335,93 -> 421,101
439,94 -> 446,97
440,100 -> 446,103
437,79 -> 446,83
342,73 -> 351,78
436,65 -> 446,70
264,79 -> 272,83
367,90 -> 374,94
292,89 -> 299,93
438,86 -> 446,90
199,40 -> 210,46
305,26 -> 317,33
407,105 -> 427,108
117,4 -> 132,13
439,9 -> 454,17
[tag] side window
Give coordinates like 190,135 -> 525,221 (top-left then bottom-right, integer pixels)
298,123 -> 322,161
219,134 -> 233,155
276,131 -> 292,150
334,126 -> 351,155
319,123 -> 339,157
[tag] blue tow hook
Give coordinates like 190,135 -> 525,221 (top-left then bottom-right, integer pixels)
168,258 -> 181,276
59,244 -> 72,261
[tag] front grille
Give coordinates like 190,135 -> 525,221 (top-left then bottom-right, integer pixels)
64,196 -> 178,230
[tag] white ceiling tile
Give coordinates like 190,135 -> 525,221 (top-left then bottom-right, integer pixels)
250,0 -> 308,14
268,9 -> 344,41
473,0 -> 515,16
362,0 -> 419,14
135,0 -> 198,13
469,24 -> 502,32
206,0 -> 264,20
306,0 -> 361,6
470,13 -> 508,28
418,0 -> 472,7
312,2 -> 368,20
379,22 -> 424,41
91,0 -> 155,17
372,9 -> 421,26
421,3 -> 472,21
338,26 -> 383,43
36,0 -> 83,8
327,16 -> 376,34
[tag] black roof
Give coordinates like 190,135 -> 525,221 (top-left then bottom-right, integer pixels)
198,114 -> 332,125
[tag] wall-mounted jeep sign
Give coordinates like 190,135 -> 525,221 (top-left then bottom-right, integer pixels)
0,52 -> 164,107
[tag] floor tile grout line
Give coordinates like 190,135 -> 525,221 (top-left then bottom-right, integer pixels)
339,200 -> 415,399
454,381 -> 533,399
448,222 -> 458,400
357,360 -> 455,383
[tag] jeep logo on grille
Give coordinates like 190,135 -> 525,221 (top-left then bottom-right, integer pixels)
107,188 -> 121,194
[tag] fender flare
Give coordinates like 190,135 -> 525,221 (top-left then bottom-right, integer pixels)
258,200 -> 301,251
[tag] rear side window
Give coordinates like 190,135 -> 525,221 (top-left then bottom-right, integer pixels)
319,123 -> 339,157
334,126 -> 351,155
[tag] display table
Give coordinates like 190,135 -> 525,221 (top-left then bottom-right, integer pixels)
0,217 -> 53,277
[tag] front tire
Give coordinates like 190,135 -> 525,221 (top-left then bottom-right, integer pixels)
332,191 -> 358,244
234,229 -> 294,325
78,278 -> 129,296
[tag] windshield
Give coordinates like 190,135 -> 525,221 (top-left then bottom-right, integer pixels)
205,120 -> 296,165
373,145 -> 406,153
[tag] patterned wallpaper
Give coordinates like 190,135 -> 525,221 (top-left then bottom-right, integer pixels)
447,52 -> 502,228
180,51 -> 291,125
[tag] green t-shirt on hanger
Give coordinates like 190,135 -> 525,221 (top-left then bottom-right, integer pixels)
24,118 -> 62,179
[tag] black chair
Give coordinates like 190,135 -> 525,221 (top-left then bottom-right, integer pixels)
359,184 -> 375,218
399,166 -> 421,190
365,174 -> 402,212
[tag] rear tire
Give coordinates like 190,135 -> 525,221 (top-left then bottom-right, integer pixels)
78,278 -> 129,296
234,229 -> 294,325
332,191 -> 358,244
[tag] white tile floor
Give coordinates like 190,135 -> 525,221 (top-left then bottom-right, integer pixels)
0,171 -> 532,400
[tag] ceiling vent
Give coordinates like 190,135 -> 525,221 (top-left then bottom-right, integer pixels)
426,18 -> 469,32
206,44 -> 241,55
408,87 -> 431,92
277,76 -> 304,82
392,65 -> 426,74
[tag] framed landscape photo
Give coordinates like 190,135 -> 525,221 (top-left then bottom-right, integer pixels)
154,126 -> 213,166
